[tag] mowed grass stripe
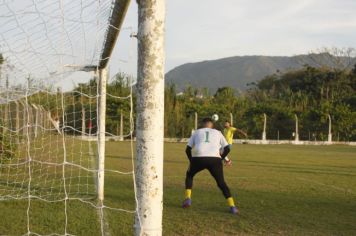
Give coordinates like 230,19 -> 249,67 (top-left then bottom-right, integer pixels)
0,141 -> 355,235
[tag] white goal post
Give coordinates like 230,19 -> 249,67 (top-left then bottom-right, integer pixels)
94,0 -> 167,234
0,0 -> 166,235
135,1 -> 166,235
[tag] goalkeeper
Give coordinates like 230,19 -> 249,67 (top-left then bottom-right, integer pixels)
183,117 -> 238,214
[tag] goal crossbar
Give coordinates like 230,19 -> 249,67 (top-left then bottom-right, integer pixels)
99,0 -> 131,69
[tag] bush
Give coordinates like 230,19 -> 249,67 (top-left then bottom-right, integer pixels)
0,132 -> 17,162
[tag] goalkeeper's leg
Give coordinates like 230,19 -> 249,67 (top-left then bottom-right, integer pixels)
208,158 -> 238,214
183,158 -> 205,208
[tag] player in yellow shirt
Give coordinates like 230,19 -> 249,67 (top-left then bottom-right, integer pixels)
224,121 -> 247,144
223,121 -> 247,165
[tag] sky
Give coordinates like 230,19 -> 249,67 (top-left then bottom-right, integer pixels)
110,0 -> 356,78
1,0 -> 356,90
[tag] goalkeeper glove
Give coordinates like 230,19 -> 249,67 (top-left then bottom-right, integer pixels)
224,157 -> 232,166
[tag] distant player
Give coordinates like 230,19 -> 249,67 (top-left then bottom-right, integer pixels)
223,121 -> 247,150
222,121 -> 246,164
183,117 -> 238,214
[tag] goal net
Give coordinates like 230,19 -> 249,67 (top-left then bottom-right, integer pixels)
0,0 -> 136,235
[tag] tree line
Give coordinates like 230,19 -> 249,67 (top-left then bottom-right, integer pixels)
65,65 -> 355,141
2,57 -> 355,141
164,65 -> 356,141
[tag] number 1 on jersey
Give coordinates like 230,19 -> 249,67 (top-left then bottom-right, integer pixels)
205,131 -> 210,143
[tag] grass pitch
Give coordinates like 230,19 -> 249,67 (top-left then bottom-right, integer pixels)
0,141 -> 355,235
161,143 -> 356,236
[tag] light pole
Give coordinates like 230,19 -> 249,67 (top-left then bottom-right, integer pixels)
328,114 -> 332,144
294,114 -> 300,144
262,113 -> 267,142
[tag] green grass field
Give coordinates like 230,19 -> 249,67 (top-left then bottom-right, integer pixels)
0,141 -> 355,235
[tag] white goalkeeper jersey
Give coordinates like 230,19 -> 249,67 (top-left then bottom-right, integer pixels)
187,128 -> 229,158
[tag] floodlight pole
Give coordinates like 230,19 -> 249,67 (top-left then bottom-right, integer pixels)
39,105 -> 46,131
14,101 -> 20,144
119,110 -> 124,141
194,112 -> 198,130
81,107 -> 86,138
262,113 -> 267,141
97,68 -> 107,202
230,113 -> 233,126
135,0 -> 165,235
3,77 -> 9,134
294,114 -> 299,143
277,130 -> 280,141
3,102 -> 8,135
21,101 -> 27,137
328,114 -> 332,143
32,104 -> 39,138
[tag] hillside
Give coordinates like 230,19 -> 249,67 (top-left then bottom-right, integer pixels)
165,54 -> 355,92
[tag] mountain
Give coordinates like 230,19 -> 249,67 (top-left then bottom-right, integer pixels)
164,54 -> 356,92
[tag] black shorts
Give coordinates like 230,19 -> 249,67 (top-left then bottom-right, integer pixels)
188,157 -> 222,174
185,157 -> 231,198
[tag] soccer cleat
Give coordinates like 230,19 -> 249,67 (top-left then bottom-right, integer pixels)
229,206 -> 239,215
182,198 -> 191,208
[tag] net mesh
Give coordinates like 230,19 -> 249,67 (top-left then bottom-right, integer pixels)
0,0 -> 136,235
0,0 -> 111,82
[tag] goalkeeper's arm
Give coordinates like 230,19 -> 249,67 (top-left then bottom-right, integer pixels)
185,146 -> 193,161
220,145 -> 230,160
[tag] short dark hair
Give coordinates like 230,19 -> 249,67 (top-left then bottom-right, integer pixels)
225,121 -> 230,124
202,117 -> 213,124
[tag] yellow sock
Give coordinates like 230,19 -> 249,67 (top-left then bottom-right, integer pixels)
227,197 -> 235,207
185,189 -> 192,199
